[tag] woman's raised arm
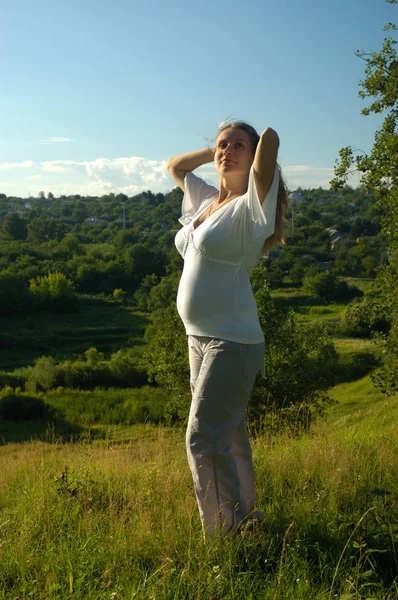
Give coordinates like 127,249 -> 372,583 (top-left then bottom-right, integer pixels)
253,128 -> 280,203
167,148 -> 215,192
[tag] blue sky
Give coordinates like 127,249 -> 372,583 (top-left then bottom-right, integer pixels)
1,0 -> 396,197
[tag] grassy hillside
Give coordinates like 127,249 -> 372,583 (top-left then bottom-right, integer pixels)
0,296 -> 149,370
0,377 -> 397,599
1,279 -> 396,598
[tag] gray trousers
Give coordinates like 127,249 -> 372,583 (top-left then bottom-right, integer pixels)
186,335 -> 265,535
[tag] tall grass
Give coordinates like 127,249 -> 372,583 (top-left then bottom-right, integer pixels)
0,386 -> 397,599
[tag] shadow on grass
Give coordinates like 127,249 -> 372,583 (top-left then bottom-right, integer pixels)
0,391 -> 94,444
231,514 -> 398,592
326,351 -> 379,387
0,417 -> 87,445
272,294 -> 326,310
0,296 -> 150,371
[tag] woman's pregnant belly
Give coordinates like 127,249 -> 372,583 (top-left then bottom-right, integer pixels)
176,248 -> 257,335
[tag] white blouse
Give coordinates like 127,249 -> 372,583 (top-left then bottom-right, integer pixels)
174,164 -> 279,344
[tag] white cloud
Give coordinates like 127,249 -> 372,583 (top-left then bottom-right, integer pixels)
40,157 -> 169,192
281,164 -> 360,190
0,160 -> 33,170
36,180 -> 115,197
1,155 -> 363,199
0,181 -> 18,187
42,162 -> 70,172
39,137 -> 72,144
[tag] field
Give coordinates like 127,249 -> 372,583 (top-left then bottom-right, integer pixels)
0,296 -> 149,371
0,280 -> 397,599
0,377 -> 397,599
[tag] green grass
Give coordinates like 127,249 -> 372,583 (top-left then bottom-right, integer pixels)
0,296 -> 150,370
0,378 -> 397,599
344,277 -> 377,295
0,279 -> 396,598
329,375 -> 398,429
333,337 -> 375,355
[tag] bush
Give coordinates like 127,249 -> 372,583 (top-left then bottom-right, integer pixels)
44,386 -> 168,425
112,288 -> 127,304
29,271 -> 78,312
24,356 -> 58,392
21,349 -> 148,392
84,347 -> 105,366
303,272 -> 363,303
344,297 -> 391,337
108,349 -> 148,387
142,266 -> 338,430
249,311 -> 338,432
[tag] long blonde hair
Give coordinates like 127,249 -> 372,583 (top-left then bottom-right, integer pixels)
216,120 -> 288,255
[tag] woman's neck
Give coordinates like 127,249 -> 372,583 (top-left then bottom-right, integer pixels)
218,173 -> 249,202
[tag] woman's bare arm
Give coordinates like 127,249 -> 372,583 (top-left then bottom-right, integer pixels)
167,148 -> 215,192
253,128 -> 280,203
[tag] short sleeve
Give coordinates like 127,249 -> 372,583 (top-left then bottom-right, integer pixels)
178,172 -> 218,225
247,164 -> 280,241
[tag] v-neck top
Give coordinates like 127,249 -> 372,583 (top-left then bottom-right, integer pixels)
174,164 -> 279,344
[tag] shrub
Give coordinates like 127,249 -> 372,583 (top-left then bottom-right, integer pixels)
24,356 -> 58,392
21,351 -> 148,392
108,349 -> 148,387
112,288 -> 127,303
249,310 -> 338,432
344,297 -> 391,337
29,271 -> 78,312
303,272 -> 363,303
84,347 -> 105,366
44,386 -> 168,425
141,266 -> 337,430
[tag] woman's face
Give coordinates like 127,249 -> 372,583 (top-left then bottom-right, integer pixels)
214,128 -> 255,177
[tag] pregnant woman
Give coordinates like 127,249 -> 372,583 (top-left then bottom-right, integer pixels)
168,121 -> 288,535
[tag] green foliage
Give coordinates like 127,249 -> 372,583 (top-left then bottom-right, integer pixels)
141,304 -> 191,421
29,271 -> 78,312
24,356 -> 58,392
142,266 -> 338,430
43,386 -> 168,425
112,288 -> 127,303
249,271 -> 338,431
27,216 -> 65,244
0,385 -> 168,426
302,271 -> 363,303
84,347 -> 104,366
22,348 -> 148,392
147,271 -> 180,312
0,213 -> 27,240
107,348 -> 148,388
345,296 -> 391,336
330,5 -> 398,394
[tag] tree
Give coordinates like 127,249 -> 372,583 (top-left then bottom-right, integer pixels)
331,0 -> 398,394
1,213 -> 28,240
302,271 -> 363,303
142,266 -> 336,428
27,216 -> 65,244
